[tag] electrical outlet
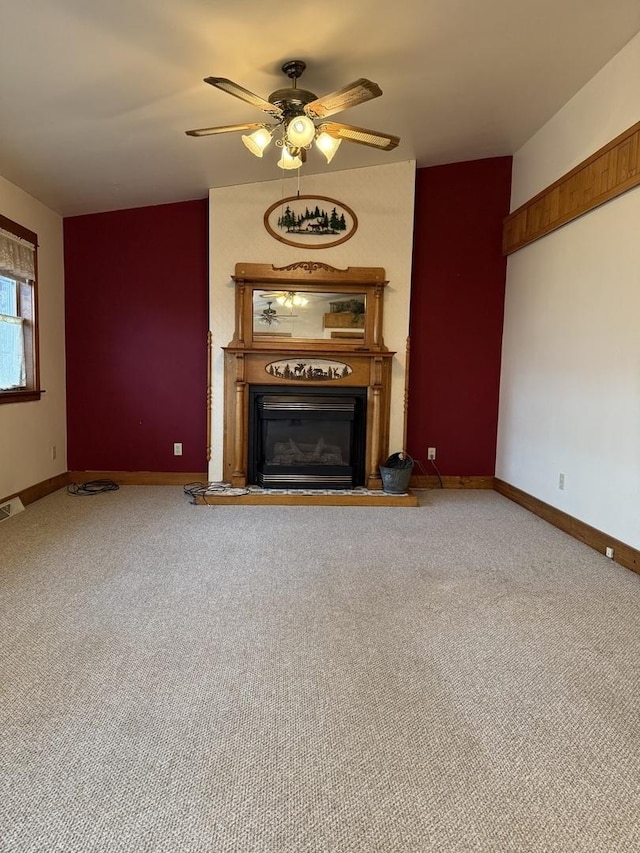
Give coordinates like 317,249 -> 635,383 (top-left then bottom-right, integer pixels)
427,447 -> 436,461
605,546 -> 614,559
558,472 -> 565,490
51,445 -> 56,461
173,442 -> 183,456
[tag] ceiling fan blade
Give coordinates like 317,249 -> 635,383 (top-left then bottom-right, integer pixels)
204,77 -> 283,119
185,122 -> 270,137
305,79 -> 382,119
317,121 -> 400,151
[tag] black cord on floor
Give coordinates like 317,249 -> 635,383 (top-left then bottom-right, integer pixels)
410,457 -> 444,488
183,482 -> 233,504
67,479 -> 120,496
183,482 -> 207,497
428,459 -> 444,489
413,458 -> 426,475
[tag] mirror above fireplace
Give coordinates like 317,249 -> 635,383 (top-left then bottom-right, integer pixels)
232,261 -> 388,353
253,290 -> 367,341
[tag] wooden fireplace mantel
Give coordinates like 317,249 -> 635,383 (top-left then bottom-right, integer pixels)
222,262 -> 396,490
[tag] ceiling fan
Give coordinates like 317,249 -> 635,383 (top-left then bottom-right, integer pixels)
186,60 -> 400,170
255,291 -> 304,325
256,300 -> 280,326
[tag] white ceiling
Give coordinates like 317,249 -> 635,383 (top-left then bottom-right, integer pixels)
2,0 -> 640,217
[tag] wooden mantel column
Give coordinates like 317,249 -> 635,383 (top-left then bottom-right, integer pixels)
231,354 -> 246,485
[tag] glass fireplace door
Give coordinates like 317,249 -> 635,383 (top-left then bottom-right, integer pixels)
249,389 -> 366,489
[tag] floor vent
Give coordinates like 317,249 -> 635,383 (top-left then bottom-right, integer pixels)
0,497 -> 25,523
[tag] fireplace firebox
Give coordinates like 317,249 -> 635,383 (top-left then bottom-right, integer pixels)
249,386 -> 367,489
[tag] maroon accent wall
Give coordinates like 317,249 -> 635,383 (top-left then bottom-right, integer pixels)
64,199 -> 209,472
63,163 -> 510,477
406,157 -> 512,475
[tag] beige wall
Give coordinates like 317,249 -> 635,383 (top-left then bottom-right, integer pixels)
497,31 -> 640,549
208,161 -> 416,482
0,175 -> 67,499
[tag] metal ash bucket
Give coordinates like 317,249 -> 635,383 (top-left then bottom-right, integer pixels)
379,453 -> 414,494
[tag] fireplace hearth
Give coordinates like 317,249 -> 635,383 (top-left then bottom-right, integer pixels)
249,387 -> 366,489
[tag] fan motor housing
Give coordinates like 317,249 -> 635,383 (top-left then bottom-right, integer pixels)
269,60 -> 317,119
268,87 -> 317,118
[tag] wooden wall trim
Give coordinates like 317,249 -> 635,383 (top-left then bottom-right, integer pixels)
0,212 -> 38,245
1,472 -> 70,508
2,470 -> 209,509
503,120 -> 640,255
68,471 -> 208,486
495,478 -> 639,575
411,475 -> 495,490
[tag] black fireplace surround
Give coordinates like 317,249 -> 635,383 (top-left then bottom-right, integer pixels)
248,385 -> 367,489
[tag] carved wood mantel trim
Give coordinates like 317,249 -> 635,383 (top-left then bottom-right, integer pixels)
235,261 -> 386,283
206,331 -> 212,462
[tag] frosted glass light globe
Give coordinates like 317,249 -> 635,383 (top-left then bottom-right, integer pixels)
286,115 -> 316,148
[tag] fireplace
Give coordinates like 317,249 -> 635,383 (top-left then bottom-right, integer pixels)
248,386 -> 367,488
220,263 -> 396,491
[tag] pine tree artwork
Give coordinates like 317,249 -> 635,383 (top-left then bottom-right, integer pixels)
276,203 -> 340,235
266,196 -> 357,248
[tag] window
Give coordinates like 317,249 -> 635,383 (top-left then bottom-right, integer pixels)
0,215 -> 39,404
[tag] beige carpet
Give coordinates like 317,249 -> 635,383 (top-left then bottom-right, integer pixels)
1,487 -> 639,852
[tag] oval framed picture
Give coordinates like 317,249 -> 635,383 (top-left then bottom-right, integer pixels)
264,195 -> 358,249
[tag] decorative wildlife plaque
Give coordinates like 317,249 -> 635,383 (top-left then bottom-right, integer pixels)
264,358 -> 352,381
264,195 -> 357,249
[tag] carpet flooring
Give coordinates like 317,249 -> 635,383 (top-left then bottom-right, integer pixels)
1,487 -> 639,852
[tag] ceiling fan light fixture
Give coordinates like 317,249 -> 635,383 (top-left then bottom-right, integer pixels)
286,115 -> 316,148
315,131 -> 342,163
241,127 -> 273,157
277,147 -> 303,170
276,291 -> 308,308
187,61 -> 399,172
